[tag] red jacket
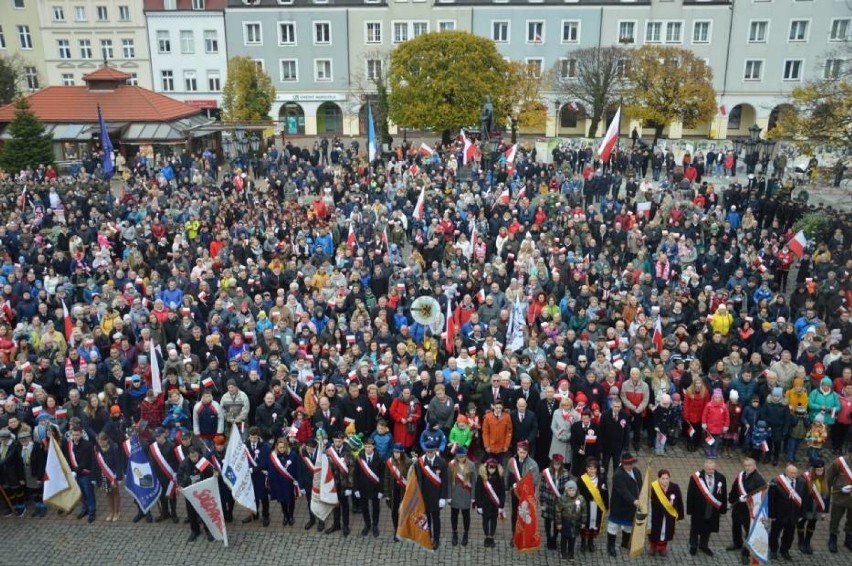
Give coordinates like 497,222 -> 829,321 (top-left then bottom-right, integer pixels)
389,397 -> 422,449
683,388 -> 709,424
702,400 -> 730,435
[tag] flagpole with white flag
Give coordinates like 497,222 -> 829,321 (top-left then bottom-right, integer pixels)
221,423 -> 257,513
367,102 -> 378,162
43,436 -> 81,512
149,340 -> 162,395
182,476 -> 229,547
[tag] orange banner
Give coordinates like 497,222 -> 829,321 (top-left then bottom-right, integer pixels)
396,468 -> 433,550
513,472 -> 542,552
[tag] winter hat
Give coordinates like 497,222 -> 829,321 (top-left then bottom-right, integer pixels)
109,405 -> 121,416
771,387 -> 783,398
671,393 -> 681,402
660,394 -> 672,406
729,390 -> 739,402
566,480 -> 578,491
456,415 -> 469,425
712,388 -> 724,399
793,378 -> 805,388
814,413 -> 825,424
821,377 -> 833,387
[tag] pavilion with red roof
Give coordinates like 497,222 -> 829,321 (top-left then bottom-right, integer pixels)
0,64 -> 214,164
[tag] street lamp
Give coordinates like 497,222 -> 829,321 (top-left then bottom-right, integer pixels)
554,99 -> 561,138
732,138 -> 744,156
748,124 -> 762,143
760,139 -> 777,174
222,136 -> 233,158
249,132 -> 260,154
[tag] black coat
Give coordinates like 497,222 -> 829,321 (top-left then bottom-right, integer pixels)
354,452 -> 385,497
767,475 -> 807,525
598,409 -> 631,454
415,455 -> 449,510
254,402 -> 286,440
686,470 -> 728,533
610,465 -> 642,523
570,421 -> 600,461
0,441 -> 25,487
312,407 -> 344,437
508,387 -> 540,410
649,482 -> 684,542
728,470 -> 766,520
511,409 -> 539,446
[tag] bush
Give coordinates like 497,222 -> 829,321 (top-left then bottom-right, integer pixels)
793,213 -> 832,242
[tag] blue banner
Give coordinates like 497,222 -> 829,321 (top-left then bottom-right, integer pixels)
98,104 -> 114,178
124,435 -> 162,514
367,102 -> 377,162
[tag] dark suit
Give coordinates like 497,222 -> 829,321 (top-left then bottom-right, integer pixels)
686,470 -> 728,551
354,452 -> 385,530
246,440 -> 271,519
569,421 -> 601,475
534,398 -> 558,469
767,474 -> 807,555
510,409 -> 538,451
479,385 -> 507,414
508,386 -> 540,410
415,454 -> 449,545
312,407 -> 344,437
598,410 -> 630,478
728,470 -> 766,555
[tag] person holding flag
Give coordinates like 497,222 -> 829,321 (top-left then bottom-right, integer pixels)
726,456 -> 766,564
94,432 -> 124,522
825,444 -> 852,553
177,444 -> 218,542
243,426 -> 271,526
797,459 -> 829,555
383,442 -> 411,540
210,434 -> 234,523
149,427 -> 180,523
324,431 -> 354,536
647,469 -> 684,556
267,436 -> 299,527
607,452 -> 642,557
767,463 -> 806,560
415,441 -> 449,549
298,438 -> 323,531
65,424 -> 97,522
475,457 -> 506,548
505,440 -> 539,536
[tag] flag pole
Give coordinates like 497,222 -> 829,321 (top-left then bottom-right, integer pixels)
616,96 -> 623,157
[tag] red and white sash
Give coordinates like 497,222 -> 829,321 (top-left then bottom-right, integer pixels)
286,383 -> 303,406
483,478 -> 502,509
452,462 -> 472,492
692,472 -> 722,510
837,456 -> 852,484
271,454 -> 297,483
327,447 -> 349,475
244,446 -> 259,468
95,450 -> 117,485
418,456 -> 442,488
174,445 -> 186,463
776,474 -> 802,508
543,468 -> 560,497
301,451 -> 319,474
358,457 -> 381,484
737,472 -> 747,498
122,440 -> 131,458
387,458 -> 407,488
803,471 -> 827,512
67,440 -> 79,470
150,442 -> 177,496
510,458 -> 523,482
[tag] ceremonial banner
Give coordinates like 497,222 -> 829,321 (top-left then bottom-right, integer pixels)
310,452 -> 338,522
745,495 -> 770,563
183,476 -> 229,547
124,435 -> 161,514
512,472 -> 542,552
396,467 -> 433,550
221,423 -> 257,513
629,463 -> 651,558
43,436 -> 81,513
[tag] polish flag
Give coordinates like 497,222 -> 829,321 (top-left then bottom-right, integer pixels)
475,288 -> 485,304
412,185 -> 426,221
504,144 -> 518,176
407,164 -> 420,176
652,316 -> 663,352
468,224 -> 477,260
346,224 -> 357,248
687,424 -> 696,438
62,299 -> 75,347
517,185 -> 526,201
760,440 -> 769,453
382,227 -> 389,251
462,133 -> 476,165
597,106 -> 621,162
637,201 -> 651,218
787,230 -> 807,257
492,186 -> 510,211
418,142 -> 434,156
444,300 -> 456,354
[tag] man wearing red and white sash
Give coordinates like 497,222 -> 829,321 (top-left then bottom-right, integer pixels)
382,442 -> 411,540
767,464 -> 806,560
726,457 -> 766,564
243,426 -> 271,526
415,441 -> 449,549
150,427 -> 180,523
825,445 -> 852,553
797,459 -> 829,555
176,445 -> 218,542
66,425 -> 98,522
505,440 -> 539,545
298,438 -> 323,531
354,437 -> 384,538
448,446 -> 477,546
686,459 -> 728,556
324,431 -> 354,536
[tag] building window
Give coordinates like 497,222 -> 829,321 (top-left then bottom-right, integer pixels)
366,22 -> 381,44
101,39 -> 113,60
412,22 -> 428,37
184,71 -> 198,92
61,73 -> 74,86
208,71 -> 221,91
693,21 -> 711,44
393,22 -> 408,43
24,66 -> 38,90
253,59 -> 264,71
314,22 -> 331,44
13,0 -> 24,7
618,21 -> 635,44
438,21 -> 455,32
315,59 -> 332,81
559,58 -> 577,79
75,6 -> 86,21
128,72 -> 138,86
180,30 -> 194,54
122,39 -> 135,58
783,59 -> 803,80
562,21 -> 579,43
164,0 -> 176,9
157,31 -> 171,53
58,39 -> 71,59
79,39 -> 92,59
788,20 -> 808,42
830,19 -> 850,41
119,5 -> 130,21
366,58 -> 383,81
53,6 -> 65,21
525,58 -> 543,78
527,21 -> 544,43
279,23 -> 296,45
645,22 -> 661,43
665,22 -> 682,43
204,30 -> 219,53
824,58 -> 844,79
17,25 -> 32,50
96,6 -> 108,21
280,59 -> 297,82
744,59 -> 762,80
748,21 -> 768,43
244,23 -> 262,45
192,0 -> 205,9
492,21 -> 509,43
161,70 -> 174,91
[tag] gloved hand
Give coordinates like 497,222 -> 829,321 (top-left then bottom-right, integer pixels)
842,485 -> 852,494
344,489 -> 352,496
354,491 -> 360,498
476,507 -> 483,515
299,489 -> 306,496
377,493 -> 383,500
739,495 -> 747,503
438,499 -> 446,509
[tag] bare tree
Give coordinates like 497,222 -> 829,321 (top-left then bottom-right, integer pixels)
551,46 -> 626,137
347,48 -> 392,143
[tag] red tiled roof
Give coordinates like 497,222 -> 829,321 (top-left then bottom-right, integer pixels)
82,66 -> 132,81
0,85 -> 202,123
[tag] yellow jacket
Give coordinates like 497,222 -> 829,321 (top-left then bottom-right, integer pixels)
710,311 -> 734,336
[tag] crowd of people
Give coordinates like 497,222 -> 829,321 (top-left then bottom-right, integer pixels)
0,134 -> 851,561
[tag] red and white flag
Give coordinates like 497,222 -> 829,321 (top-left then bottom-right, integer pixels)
637,201 -> 651,218
412,185 -> 426,221
346,223 -> 357,248
62,299 -> 74,347
418,142 -> 434,156
492,186 -> 510,211
505,144 -> 518,176
382,227 -> 389,251
597,106 -> 621,162
445,300 -> 456,354
150,340 -> 162,396
652,316 -> 663,352
462,133 -> 477,165
787,230 -> 807,257
468,224 -> 477,260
